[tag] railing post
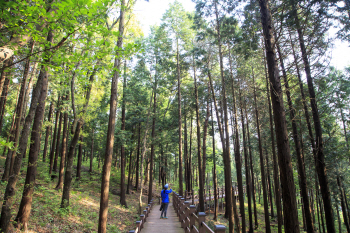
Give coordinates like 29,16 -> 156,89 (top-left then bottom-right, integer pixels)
185,190 -> 188,201
178,197 -> 184,220
177,196 -> 182,216
214,225 -> 226,233
146,207 -> 149,217
148,204 -> 151,213
140,214 -> 145,229
143,210 -> 147,221
136,221 -> 141,232
181,201 -> 190,228
189,205 -> 196,233
198,212 -> 206,233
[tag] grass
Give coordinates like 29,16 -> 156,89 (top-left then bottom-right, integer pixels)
0,155 -> 154,233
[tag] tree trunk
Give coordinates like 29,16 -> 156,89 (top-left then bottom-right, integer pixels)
98,0 -> 125,226
136,122 -> 141,190
212,102 -> 218,221
7,42 -> 35,176
245,103 -> 258,229
177,39 -> 183,197
291,2 -> 335,231
277,41 -> 315,232
202,86 -> 210,199
258,0 -> 300,231
0,77 -> 10,134
76,135 -> 83,179
0,37 -> 48,232
120,61 -> 127,207
252,73 -> 271,233
193,59 -> 204,212
97,0 -> 126,227
238,88 -> 253,232
138,90 -> 154,214
14,34 -> 51,229
49,96 -> 60,175
230,57 -> 245,233
184,102 -> 189,192
2,84 -> 21,181
338,176 -> 350,232
53,110 -> 63,172
263,51 -> 282,233
127,150 -> 133,195
148,78 -> 157,203
56,95 -> 68,190
264,144 -> 274,218
0,58 -> 13,104
42,102 -> 53,162
61,120 -> 83,208
89,128 -> 94,173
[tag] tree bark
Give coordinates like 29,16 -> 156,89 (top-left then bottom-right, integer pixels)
238,85 -> 252,232
136,123 -> 141,190
56,95 -> 68,190
230,56 -> 245,233
61,120 -> 83,208
0,58 -> 13,102
252,73 -> 271,233
148,78 -> 157,203
0,77 -> 10,134
338,176 -> 350,232
177,39 -> 183,197
258,0 -> 300,231
2,82 -> 21,181
263,52 -> 282,233
202,87 -> 210,198
245,103 -> 258,229
42,102 -> 53,162
193,59 -> 204,212
98,1 -> 125,230
0,36 -> 47,232
49,96 -> 60,174
120,61 -> 127,207
53,110 -> 63,172
212,102 -> 218,221
14,33 -> 51,229
89,128 -> 94,173
76,135 -> 83,179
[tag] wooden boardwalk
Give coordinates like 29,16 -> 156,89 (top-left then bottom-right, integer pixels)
141,203 -> 183,233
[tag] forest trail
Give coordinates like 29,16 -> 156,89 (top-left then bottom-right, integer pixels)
141,203 -> 183,233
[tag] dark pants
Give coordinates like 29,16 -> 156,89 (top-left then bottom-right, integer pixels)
161,202 -> 169,217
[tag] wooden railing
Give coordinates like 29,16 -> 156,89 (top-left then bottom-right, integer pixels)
173,192 -> 226,233
127,199 -> 153,233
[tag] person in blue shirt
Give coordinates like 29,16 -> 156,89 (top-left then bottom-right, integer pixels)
160,183 -> 172,219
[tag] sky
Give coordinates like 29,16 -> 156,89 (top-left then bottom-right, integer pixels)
133,0 -> 350,70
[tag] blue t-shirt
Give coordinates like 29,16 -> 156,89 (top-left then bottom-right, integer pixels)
161,189 -> 172,203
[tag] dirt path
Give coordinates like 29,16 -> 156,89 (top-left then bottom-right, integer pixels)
141,203 -> 183,233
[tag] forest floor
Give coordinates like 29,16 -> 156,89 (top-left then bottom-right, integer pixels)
0,155 -> 157,233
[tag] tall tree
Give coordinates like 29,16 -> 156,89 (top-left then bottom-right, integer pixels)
258,0 -> 300,232
98,1 -> 126,231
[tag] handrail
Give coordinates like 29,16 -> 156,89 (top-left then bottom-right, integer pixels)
128,199 -> 154,233
202,222 -> 214,233
173,191 -> 226,233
